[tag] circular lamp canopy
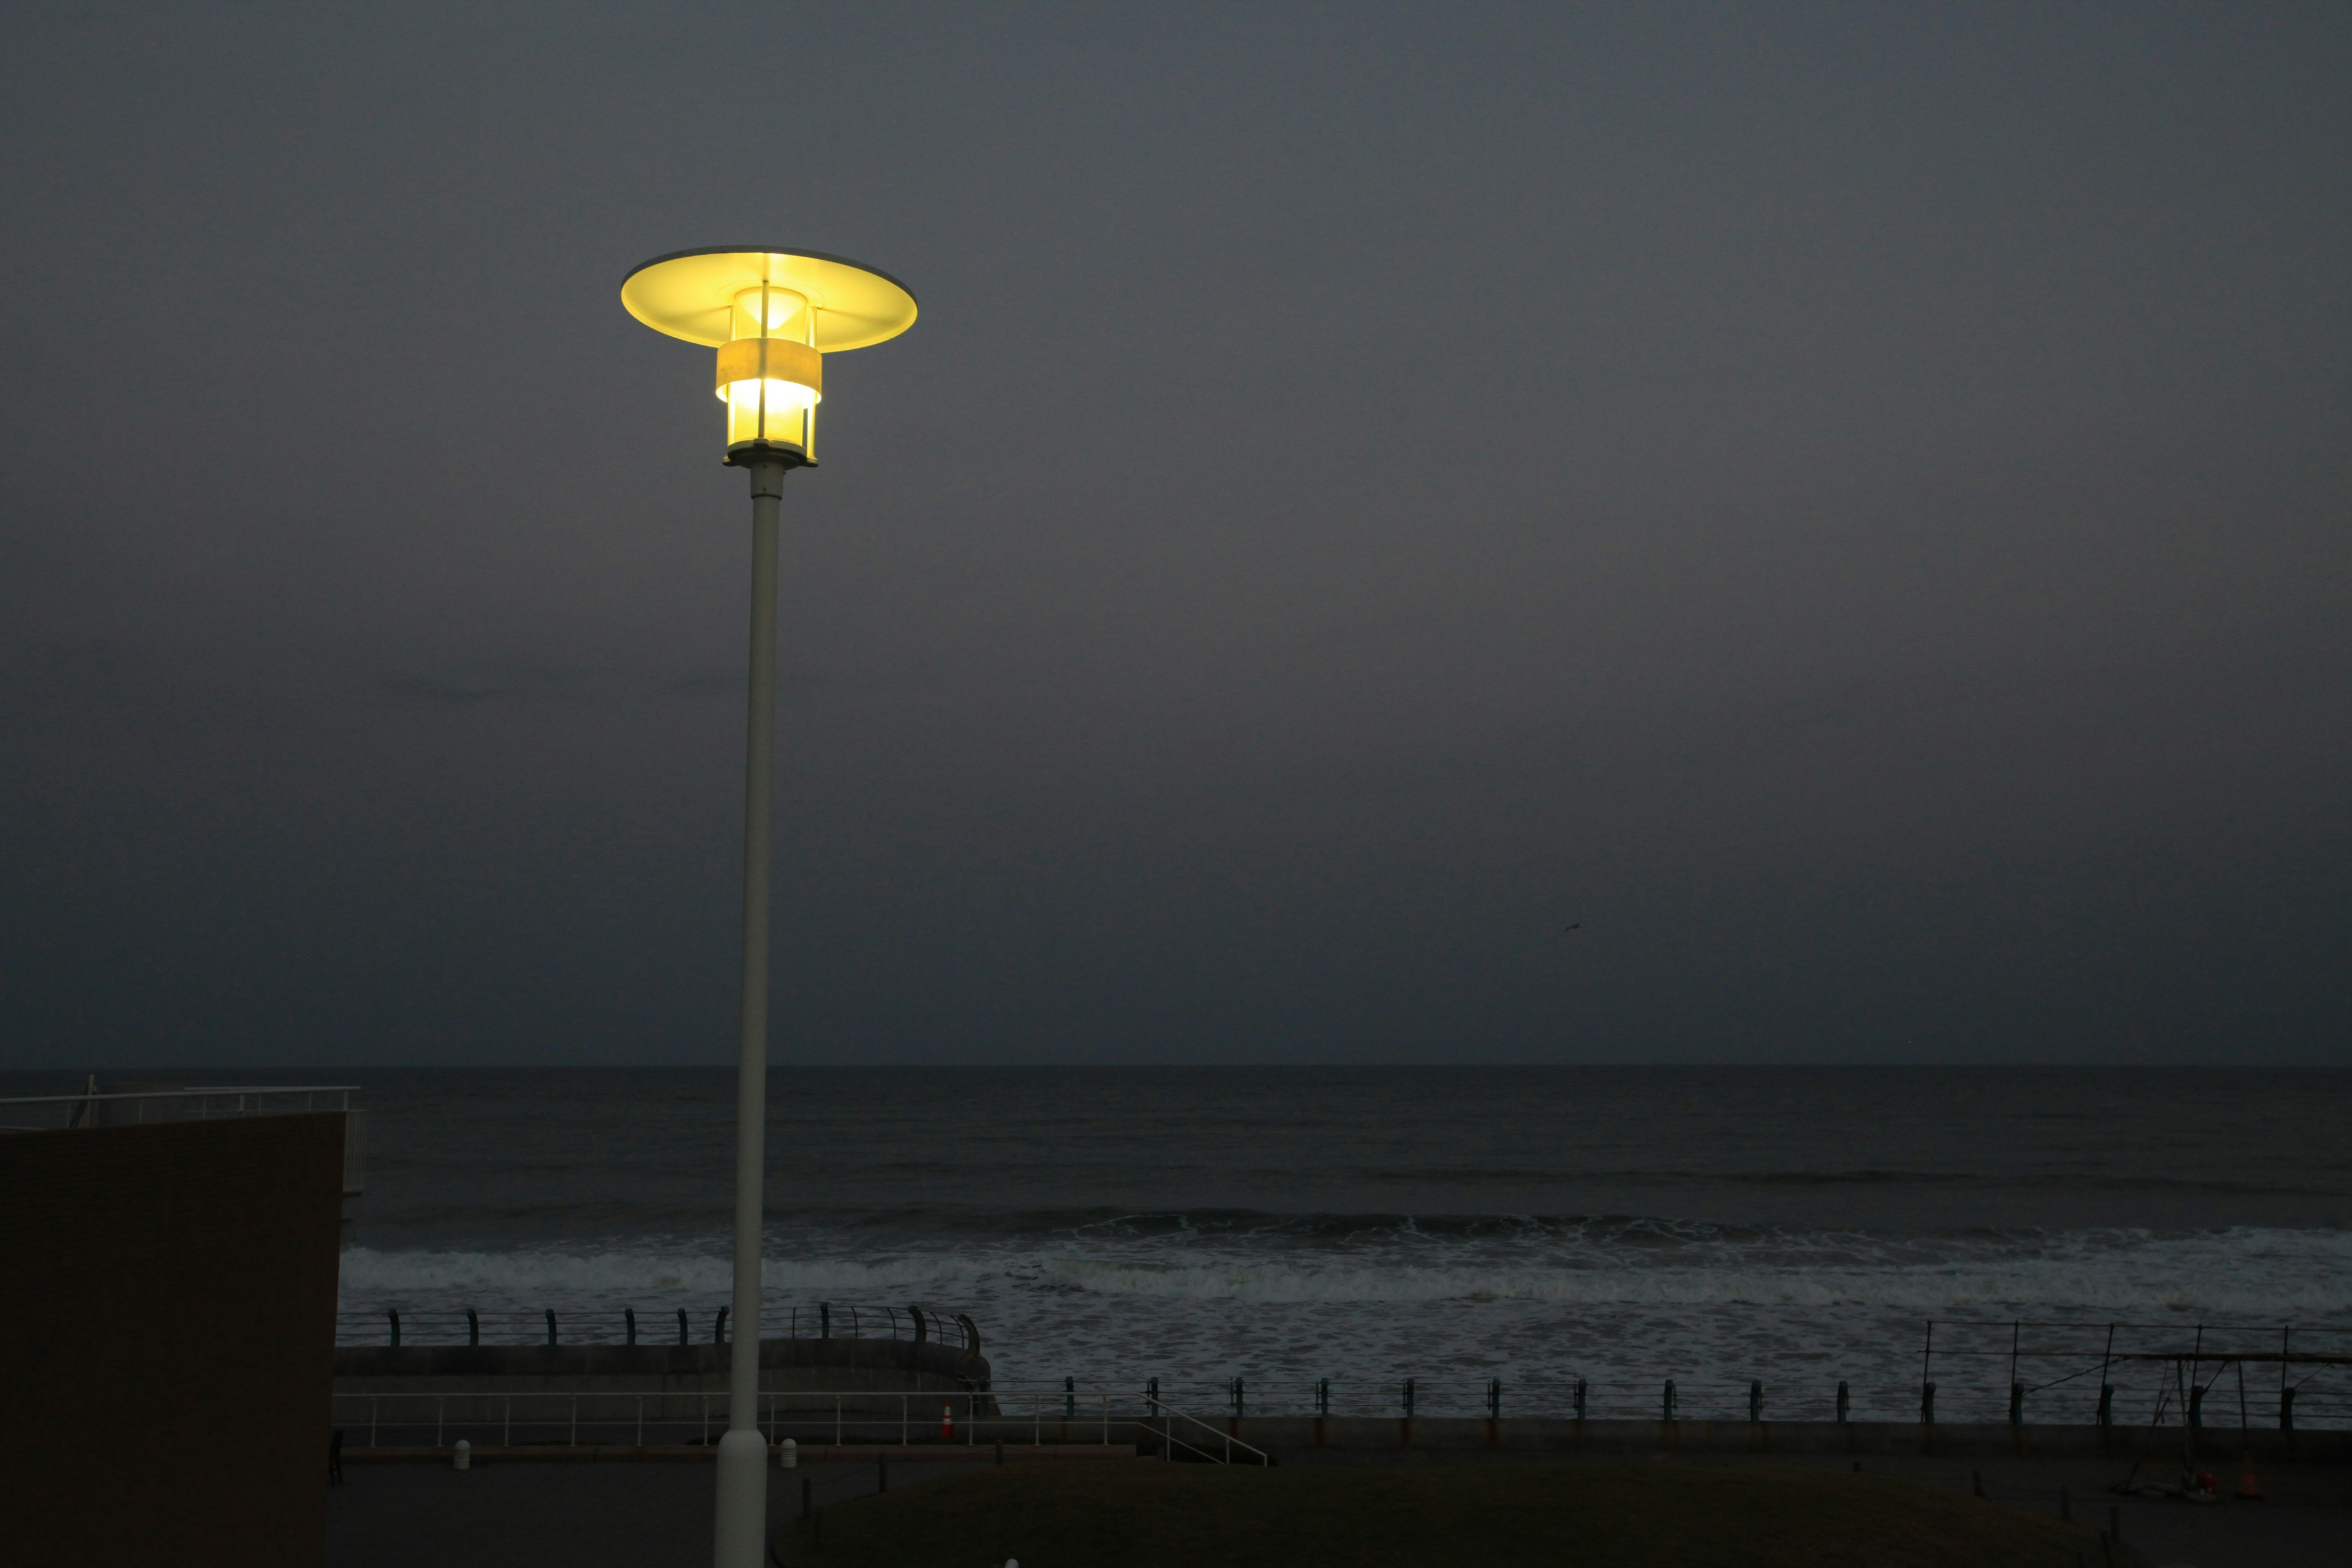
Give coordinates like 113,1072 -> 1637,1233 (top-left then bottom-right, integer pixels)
623,247 -> 916,466
622,248 -> 918,351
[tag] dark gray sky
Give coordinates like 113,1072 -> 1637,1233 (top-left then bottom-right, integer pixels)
2,3 -> 2345,1068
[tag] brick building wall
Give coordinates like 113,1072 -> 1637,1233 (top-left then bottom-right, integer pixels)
0,1114 -> 344,1567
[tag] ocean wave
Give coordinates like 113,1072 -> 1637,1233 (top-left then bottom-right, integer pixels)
339,1225 -> 2352,1320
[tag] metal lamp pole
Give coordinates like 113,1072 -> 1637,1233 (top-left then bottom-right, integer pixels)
712,456 -> 788,1566
616,246 -> 917,1568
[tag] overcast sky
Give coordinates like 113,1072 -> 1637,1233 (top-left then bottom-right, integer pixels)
1,3 -> 2345,1068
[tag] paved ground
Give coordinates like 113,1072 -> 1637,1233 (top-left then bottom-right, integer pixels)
326,1447 -> 2348,1568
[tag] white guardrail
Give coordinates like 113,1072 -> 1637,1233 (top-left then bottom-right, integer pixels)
331,1385 -> 1267,1463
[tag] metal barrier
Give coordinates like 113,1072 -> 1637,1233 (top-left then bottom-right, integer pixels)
1917,1319 -> 2351,1431
336,1301 -> 981,1355
331,1385 -> 1203,1455
0,1083 -> 359,1131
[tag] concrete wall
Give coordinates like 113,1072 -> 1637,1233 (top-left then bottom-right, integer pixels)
0,1115 -> 344,1568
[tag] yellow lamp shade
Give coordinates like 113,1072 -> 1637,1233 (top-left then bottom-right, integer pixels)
623,247 -> 918,466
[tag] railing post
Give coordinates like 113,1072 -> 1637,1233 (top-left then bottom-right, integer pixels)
1836,1381 -> 1850,1423
1230,1376 -> 1244,1420
625,1307 -> 637,1346
2187,1383 -> 2203,1430
466,1308 -> 480,1348
1574,1378 -> 1587,1421
2097,1384 -> 2114,1427
1402,1378 -> 1415,1420
387,1308 -> 400,1348
677,1307 -> 689,1346
820,1301 -> 831,1340
1920,1381 -> 1936,1425
1316,1377 -> 1329,1418
2280,1385 -> 2296,1431
1662,1379 -> 1675,1423
1749,1380 -> 1763,1423
1488,1378 -> 1501,1420
545,1309 -> 558,1347
714,1306 -> 728,1345
2011,1382 -> 2026,1427
1065,1376 -> 1076,1422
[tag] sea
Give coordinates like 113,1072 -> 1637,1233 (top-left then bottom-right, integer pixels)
34,1065 -> 2352,1427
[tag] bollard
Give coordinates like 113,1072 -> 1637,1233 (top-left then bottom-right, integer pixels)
2009,1382 -> 2024,1427
1402,1378 -> 1417,1420
2279,1386 -> 2295,1431
466,1308 -> 478,1348
387,1308 -> 400,1348
1065,1376 -> 1076,1422
452,1438 -> 470,1472
714,1306 -> 728,1345
780,1438 -> 796,1469
1920,1382 -> 1936,1425
1574,1378 -> 1587,1421
2096,1383 -> 2113,1427
625,1307 -> 636,1346
1488,1379 -> 1502,1421
545,1309 -> 558,1348
1749,1381 -> 1763,1423
676,1308 -> 688,1346
820,1301 -> 831,1340
1316,1378 -> 1330,1418
1836,1381 -> 1849,1423
1662,1380 -> 1676,1423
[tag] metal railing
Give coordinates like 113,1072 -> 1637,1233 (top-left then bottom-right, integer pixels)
1128,1321 -> 2352,1431
330,1384 -> 1252,1457
1917,1318 -> 2351,1431
338,1301 -> 981,1355
0,1082 -> 360,1131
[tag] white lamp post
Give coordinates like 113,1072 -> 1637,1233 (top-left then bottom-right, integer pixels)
620,247 -> 918,1568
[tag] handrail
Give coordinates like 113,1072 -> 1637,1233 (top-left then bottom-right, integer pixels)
336,1302 -> 983,1355
327,1385 -> 1139,1452
0,1085 -> 361,1104
1145,1396 -> 1270,1465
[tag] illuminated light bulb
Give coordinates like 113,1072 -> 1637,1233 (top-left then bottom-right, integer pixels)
720,377 -> 821,412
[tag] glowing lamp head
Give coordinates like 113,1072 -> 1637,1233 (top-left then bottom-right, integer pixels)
620,248 -> 917,468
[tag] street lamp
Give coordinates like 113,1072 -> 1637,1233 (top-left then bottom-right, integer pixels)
620,247 -> 917,1568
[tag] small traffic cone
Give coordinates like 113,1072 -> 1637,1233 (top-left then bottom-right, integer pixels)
941,1402 -> 954,1441
2236,1466 -> 2263,1501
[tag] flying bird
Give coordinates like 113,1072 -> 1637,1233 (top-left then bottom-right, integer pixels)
1561,924 -> 1582,934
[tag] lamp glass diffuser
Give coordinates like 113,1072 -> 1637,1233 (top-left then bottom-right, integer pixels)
619,247 -> 918,468
719,285 -> 821,459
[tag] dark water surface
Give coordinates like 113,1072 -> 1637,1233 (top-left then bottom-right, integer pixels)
13,1066 -> 2348,1423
